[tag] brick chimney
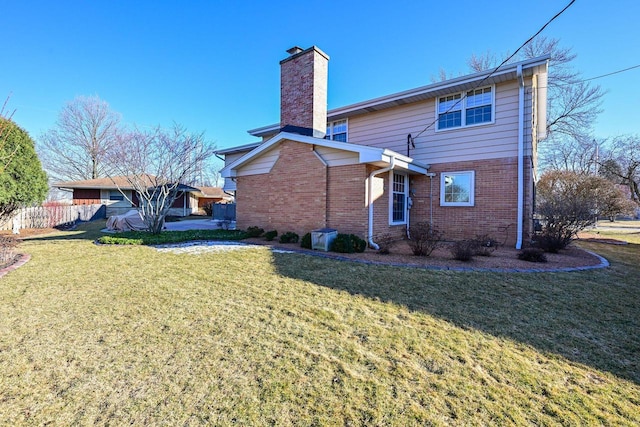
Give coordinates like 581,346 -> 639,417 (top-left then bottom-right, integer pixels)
280,46 -> 329,138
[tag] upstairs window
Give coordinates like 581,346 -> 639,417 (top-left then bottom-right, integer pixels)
466,87 -> 492,125
325,119 -> 348,142
437,94 -> 462,129
437,86 -> 494,130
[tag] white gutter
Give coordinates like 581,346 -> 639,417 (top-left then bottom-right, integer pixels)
367,157 -> 395,250
516,64 -> 524,250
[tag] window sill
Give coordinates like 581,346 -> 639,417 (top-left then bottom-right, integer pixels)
434,120 -> 495,133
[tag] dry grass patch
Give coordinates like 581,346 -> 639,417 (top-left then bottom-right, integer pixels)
0,221 -> 638,425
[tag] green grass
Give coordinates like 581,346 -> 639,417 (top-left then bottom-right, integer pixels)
586,221 -> 640,245
97,228 -> 247,245
0,221 -> 638,425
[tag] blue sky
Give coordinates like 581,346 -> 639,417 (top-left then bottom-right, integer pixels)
2,0 -> 639,161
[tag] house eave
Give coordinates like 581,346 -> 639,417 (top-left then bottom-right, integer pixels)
215,141 -> 263,156
221,132 -> 429,178
248,55 -> 550,137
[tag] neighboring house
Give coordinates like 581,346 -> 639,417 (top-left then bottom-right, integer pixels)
218,46 -> 549,248
54,176 -> 231,218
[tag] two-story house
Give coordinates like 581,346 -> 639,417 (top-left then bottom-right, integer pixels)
218,46 -> 549,249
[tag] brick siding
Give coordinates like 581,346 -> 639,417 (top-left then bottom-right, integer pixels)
280,47 -> 328,138
409,156 -> 534,246
236,141 -> 533,246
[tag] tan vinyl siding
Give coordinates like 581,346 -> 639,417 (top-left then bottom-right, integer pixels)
348,80 -> 533,165
223,152 -> 246,191
314,146 -> 359,166
236,147 -> 281,176
524,86 -> 533,157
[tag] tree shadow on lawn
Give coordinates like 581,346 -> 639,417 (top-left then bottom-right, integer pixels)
16,220 -> 108,243
270,244 -> 640,385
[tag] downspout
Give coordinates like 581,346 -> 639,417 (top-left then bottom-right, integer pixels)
426,172 -> 436,227
312,147 -> 329,228
516,64 -> 524,250
368,157 -> 395,250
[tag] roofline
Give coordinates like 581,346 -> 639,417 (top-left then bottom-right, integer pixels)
215,141 -> 263,155
221,132 -> 429,178
248,55 -> 550,137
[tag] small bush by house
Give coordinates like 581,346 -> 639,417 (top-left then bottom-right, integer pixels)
331,234 -> 366,253
518,248 -> 548,263
264,230 -> 278,241
471,234 -> 500,257
246,226 -> 264,238
279,232 -> 299,244
408,222 -> 443,256
300,232 -> 312,249
375,233 -> 395,255
451,240 -> 475,262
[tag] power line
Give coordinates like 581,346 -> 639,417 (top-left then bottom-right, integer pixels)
522,63 -> 640,90
582,64 -> 640,82
412,0 -> 575,141
549,64 -> 640,87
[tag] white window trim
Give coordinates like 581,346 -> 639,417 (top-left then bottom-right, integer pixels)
434,85 -> 495,132
389,171 -> 408,225
325,118 -> 348,142
440,170 -> 475,207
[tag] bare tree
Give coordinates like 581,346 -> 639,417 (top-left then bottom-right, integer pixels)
108,124 -> 216,233
467,50 -> 508,73
538,136 -> 601,174
535,170 -> 632,250
600,135 -> 640,203
466,37 -> 604,141
39,95 -> 121,181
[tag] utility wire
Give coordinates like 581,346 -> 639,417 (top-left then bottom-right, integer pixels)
503,63 -> 640,91
411,0 -> 575,142
545,64 -> 640,88
581,64 -> 640,82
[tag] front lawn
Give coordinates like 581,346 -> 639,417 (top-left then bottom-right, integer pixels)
0,221 -> 638,425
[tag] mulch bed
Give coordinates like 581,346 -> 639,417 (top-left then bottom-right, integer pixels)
245,238 -> 605,272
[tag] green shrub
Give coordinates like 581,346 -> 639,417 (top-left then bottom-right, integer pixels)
331,234 -> 366,253
246,226 -> 264,238
518,248 -> 548,263
300,232 -> 312,249
451,240 -> 475,262
202,203 -> 213,216
96,229 -> 247,245
279,232 -> 299,244
97,236 -> 144,245
264,230 -> 278,241
408,222 -> 443,256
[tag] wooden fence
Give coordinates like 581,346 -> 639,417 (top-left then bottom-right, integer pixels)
0,204 -> 106,231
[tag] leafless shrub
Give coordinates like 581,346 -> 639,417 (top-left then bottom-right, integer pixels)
451,240 -> 475,262
471,234 -> 500,257
0,235 -> 18,265
408,222 -> 443,257
375,233 -> 395,255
